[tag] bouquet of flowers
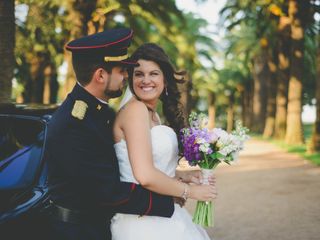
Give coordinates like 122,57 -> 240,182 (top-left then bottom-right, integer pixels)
180,112 -> 249,227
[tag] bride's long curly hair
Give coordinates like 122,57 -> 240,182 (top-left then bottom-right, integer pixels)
127,43 -> 186,154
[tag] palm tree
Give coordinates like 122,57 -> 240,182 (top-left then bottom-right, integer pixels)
285,0 -> 313,144
309,36 -> 320,152
220,1 -> 279,133
174,14 -> 216,117
0,0 -> 14,105
263,48 -> 278,138
274,14 -> 291,139
16,0 -> 66,103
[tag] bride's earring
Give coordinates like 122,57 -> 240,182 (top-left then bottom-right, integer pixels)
165,87 -> 168,96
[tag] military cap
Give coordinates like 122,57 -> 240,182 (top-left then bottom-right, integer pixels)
65,28 -> 138,66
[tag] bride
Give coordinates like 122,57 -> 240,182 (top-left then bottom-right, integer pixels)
111,43 -> 216,240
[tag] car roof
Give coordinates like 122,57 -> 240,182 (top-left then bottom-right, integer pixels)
0,103 -> 59,116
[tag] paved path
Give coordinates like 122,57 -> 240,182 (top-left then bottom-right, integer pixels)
183,139 -> 320,240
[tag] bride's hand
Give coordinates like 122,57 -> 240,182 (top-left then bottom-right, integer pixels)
205,175 -> 216,186
190,171 -> 216,186
188,184 -> 217,202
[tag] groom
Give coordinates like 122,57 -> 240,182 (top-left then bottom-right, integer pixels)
45,28 -> 174,240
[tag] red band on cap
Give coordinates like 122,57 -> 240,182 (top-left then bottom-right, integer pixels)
66,30 -> 133,50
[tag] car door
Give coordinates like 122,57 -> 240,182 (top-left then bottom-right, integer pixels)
0,114 -> 50,239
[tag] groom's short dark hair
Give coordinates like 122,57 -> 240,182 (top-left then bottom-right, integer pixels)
71,54 -> 119,86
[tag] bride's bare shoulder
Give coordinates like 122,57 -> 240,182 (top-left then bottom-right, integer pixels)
116,99 -> 148,127
120,98 -> 147,115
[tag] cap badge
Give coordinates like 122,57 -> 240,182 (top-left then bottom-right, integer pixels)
71,100 -> 88,120
104,54 -> 128,62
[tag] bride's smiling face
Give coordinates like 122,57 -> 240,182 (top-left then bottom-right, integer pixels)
132,59 -> 165,107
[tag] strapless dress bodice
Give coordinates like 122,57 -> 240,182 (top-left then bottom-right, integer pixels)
114,125 -> 179,183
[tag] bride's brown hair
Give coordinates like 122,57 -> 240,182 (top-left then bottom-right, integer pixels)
127,43 -> 186,154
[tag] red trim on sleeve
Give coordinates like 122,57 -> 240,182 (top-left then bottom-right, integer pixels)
66,30 -> 133,50
105,183 -> 137,206
143,192 -> 153,216
108,198 -> 129,206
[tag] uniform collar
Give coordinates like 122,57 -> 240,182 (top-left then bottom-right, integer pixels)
76,82 -> 109,105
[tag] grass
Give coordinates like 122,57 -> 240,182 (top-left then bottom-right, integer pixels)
253,124 -> 320,166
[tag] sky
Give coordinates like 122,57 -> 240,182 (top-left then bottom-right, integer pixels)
175,0 -> 226,46
176,0 -> 224,29
176,0 -> 226,69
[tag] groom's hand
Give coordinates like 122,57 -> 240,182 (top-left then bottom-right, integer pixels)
173,197 -> 186,207
188,170 -> 202,185
175,170 -> 201,184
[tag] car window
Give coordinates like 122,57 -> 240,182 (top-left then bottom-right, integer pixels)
0,116 -> 46,190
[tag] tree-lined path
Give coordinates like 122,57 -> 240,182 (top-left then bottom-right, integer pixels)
185,139 -> 320,240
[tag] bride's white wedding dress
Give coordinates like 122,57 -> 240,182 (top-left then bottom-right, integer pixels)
111,125 -> 211,240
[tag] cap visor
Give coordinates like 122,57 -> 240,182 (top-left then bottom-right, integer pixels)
120,60 -> 139,67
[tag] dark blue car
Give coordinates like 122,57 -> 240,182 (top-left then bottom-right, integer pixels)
0,104 -> 57,239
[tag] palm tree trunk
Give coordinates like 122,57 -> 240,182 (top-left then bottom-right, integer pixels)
251,50 -> 269,133
50,64 -> 59,103
24,52 -> 50,103
0,0 -> 14,104
227,92 -> 235,133
242,79 -> 253,129
179,75 -> 194,119
43,66 -> 51,104
43,64 -> 59,104
263,51 -> 277,138
285,0 -> 305,145
308,45 -> 320,152
274,16 -> 291,139
208,91 -> 216,129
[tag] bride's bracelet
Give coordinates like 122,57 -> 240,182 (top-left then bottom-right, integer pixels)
181,183 -> 189,201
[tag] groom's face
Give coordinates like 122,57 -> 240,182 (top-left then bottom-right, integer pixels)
103,66 -> 127,99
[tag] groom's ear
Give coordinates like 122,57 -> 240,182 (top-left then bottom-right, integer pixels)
92,68 -> 108,84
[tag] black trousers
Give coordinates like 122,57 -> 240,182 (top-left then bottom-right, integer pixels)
48,219 -> 111,240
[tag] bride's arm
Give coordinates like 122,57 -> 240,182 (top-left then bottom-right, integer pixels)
121,101 -> 216,202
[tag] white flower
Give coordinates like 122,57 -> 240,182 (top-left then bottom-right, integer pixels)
195,137 -> 206,144
209,131 -> 219,143
219,145 -> 236,156
199,142 -> 211,154
196,138 -> 212,154
213,128 -> 229,140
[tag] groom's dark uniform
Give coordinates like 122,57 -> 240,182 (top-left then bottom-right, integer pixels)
45,29 -> 174,240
